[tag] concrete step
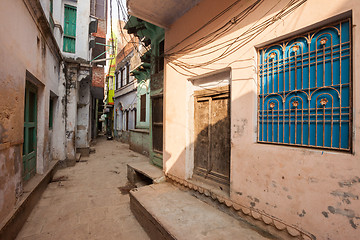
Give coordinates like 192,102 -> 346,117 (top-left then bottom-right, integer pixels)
130,183 -> 276,240
75,153 -> 81,162
89,147 -> 96,154
127,161 -> 165,185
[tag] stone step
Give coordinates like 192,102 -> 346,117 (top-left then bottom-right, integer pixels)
129,183 -> 276,240
127,161 -> 165,185
75,153 -> 81,162
89,147 -> 96,154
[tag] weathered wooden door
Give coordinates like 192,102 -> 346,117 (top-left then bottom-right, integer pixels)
194,86 -> 230,186
23,82 -> 37,181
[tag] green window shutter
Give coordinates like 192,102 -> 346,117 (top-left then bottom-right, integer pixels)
49,0 -> 54,31
50,0 -> 53,15
63,5 -> 77,53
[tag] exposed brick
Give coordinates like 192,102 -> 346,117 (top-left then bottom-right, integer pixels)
92,66 -> 105,88
92,19 -> 106,39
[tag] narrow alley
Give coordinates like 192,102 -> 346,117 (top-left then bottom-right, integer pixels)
15,137 -> 149,240
1,0 -> 360,239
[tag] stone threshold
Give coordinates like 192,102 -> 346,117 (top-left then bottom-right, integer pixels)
0,160 -> 59,240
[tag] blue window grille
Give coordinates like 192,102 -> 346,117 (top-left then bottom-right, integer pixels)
258,18 -> 352,151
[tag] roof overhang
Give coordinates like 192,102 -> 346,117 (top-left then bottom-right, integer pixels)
127,0 -> 201,29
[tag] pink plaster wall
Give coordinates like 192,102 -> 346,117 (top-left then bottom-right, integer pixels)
163,0 -> 360,239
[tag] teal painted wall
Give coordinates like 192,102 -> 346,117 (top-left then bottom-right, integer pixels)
129,129 -> 150,156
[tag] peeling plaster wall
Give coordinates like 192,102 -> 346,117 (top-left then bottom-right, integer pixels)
65,63 -> 78,162
60,0 -> 93,155
0,0 -> 66,222
76,74 -> 91,149
52,67 -> 67,161
52,0 -> 65,48
164,0 -> 360,239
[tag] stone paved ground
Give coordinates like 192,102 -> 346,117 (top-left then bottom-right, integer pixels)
16,136 -> 150,240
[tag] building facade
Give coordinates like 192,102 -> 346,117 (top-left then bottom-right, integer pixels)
0,0 -> 102,228
0,0 -> 64,222
127,0 -> 360,239
125,16 -> 164,165
61,0 -> 101,159
90,0 -> 107,140
113,37 -> 139,143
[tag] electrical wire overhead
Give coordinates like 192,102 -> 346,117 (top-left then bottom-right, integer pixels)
165,0 -> 308,76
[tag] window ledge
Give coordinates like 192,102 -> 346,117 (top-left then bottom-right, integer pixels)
115,81 -> 136,91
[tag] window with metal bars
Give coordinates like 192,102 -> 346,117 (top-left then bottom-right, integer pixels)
258,18 -> 352,151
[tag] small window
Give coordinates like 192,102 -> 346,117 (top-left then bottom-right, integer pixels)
121,68 -> 126,87
140,94 -> 146,122
63,5 -> 77,53
49,98 -> 54,129
125,110 -> 129,131
95,0 -> 105,19
156,40 -> 164,73
126,64 -> 130,84
115,71 -> 120,89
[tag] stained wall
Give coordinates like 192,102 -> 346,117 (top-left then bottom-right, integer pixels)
0,0 -> 66,222
163,0 -> 360,239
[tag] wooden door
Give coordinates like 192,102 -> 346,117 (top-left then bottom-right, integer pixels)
23,81 -> 37,181
194,86 -> 230,186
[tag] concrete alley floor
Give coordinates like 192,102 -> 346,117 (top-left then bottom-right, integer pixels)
16,136 -> 150,240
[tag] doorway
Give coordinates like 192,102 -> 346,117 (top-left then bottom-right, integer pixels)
193,85 -> 230,186
23,81 -> 37,181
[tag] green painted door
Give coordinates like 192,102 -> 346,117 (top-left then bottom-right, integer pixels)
23,82 -> 37,181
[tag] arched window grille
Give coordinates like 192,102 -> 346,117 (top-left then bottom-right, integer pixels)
258,18 -> 352,151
